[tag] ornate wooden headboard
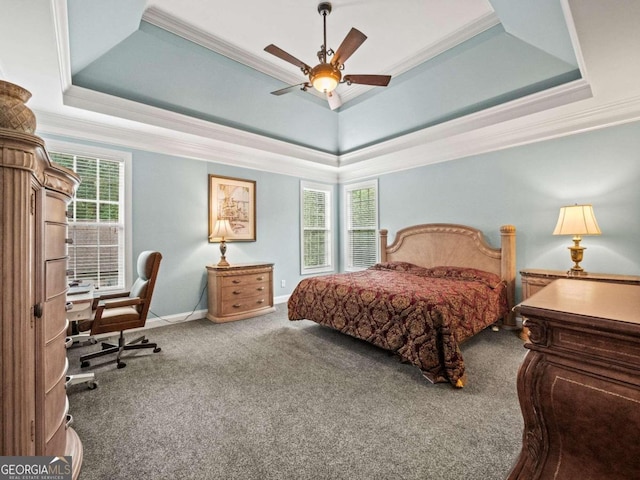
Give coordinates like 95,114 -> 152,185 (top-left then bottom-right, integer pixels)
379,224 -> 517,325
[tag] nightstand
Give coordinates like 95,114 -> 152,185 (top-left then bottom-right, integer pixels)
206,262 -> 275,323
519,268 -> 640,340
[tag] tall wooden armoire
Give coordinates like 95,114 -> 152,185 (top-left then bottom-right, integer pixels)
1,80 -> 83,478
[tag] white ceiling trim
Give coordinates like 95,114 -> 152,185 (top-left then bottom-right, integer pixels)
141,6 -> 500,106
45,79 -> 640,186
51,0 -> 72,92
340,77 -> 593,165
35,108 -> 339,183
338,91 -> 640,183
62,85 -> 338,166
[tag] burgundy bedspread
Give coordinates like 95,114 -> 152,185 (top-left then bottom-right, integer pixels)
287,262 -> 509,386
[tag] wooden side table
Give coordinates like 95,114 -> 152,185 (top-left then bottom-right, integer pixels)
206,262 -> 275,323
519,269 -> 640,340
508,279 -> 640,479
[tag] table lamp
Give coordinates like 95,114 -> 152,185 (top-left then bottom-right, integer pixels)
210,218 -> 234,266
553,204 -> 601,275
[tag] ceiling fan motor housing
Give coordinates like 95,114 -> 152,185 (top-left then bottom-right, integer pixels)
310,63 -> 341,92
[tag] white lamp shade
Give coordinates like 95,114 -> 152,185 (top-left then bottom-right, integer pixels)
210,218 -> 234,241
553,204 -> 601,236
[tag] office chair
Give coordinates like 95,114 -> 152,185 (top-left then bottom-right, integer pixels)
78,251 -> 163,369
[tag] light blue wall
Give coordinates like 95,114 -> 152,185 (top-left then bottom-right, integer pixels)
44,118 -> 639,317
42,134 -> 338,318
375,120 -> 640,301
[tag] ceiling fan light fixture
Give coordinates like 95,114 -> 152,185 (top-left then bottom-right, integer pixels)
310,63 -> 341,93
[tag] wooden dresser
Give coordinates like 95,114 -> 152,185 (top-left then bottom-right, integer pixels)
206,262 -> 275,323
1,81 -> 82,477
519,268 -> 640,340
508,279 -> 640,480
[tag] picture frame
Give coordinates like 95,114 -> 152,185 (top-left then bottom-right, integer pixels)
208,174 -> 256,242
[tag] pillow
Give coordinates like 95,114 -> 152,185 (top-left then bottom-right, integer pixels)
369,261 -> 424,273
420,266 -> 503,289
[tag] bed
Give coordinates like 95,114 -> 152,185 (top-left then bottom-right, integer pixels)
287,224 -> 516,387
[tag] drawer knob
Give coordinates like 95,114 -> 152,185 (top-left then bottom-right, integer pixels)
257,299 -> 264,304
233,303 -> 242,308
232,279 -> 242,284
257,287 -> 265,291
65,238 -> 74,244
256,276 -> 264,281
233,290 -> 242,295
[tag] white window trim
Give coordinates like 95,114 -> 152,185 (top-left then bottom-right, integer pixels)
300,181 -> 333,275
45,139 -> 133,289
343,179 -> 379,272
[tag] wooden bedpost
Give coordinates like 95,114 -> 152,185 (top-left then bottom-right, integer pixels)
379,229 -> 388,262
500,225 -> 517,326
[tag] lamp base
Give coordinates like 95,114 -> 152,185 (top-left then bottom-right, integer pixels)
567,267 -> 588,276
566,237 -> 587,276
217,240 -> 230,266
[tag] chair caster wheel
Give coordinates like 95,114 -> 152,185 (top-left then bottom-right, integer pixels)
117,362 -> 126,369
153,347 -> 161,353
141,338 -> 149,344
87,381 -> 98,390
81,361 -> 90,368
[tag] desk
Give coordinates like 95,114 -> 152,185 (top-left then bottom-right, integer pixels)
67,284 -> 94,322
508,280 -> 640,479
519,269 -> 640,340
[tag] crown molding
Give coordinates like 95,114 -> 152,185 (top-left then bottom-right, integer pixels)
340,77 -> 593,167
44,78 -> 640,186
62,84 -> 337,166
338,89 -> 640,183
35,106 -> 339,183
51,0 -> 72,92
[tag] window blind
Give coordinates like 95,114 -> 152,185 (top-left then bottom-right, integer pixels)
301,183 -> 332,274
345,181 -> 378,270
50,152 -> 125,290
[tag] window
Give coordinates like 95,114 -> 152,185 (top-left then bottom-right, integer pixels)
301,181 -> 333,274
344,180 -> 378,271
47,141 -> 131,291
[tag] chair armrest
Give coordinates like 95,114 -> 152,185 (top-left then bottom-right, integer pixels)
92,291 -> 131,310
98,297 -> 143,309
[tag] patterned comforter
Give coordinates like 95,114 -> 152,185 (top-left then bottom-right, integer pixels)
287,262 -> 509,386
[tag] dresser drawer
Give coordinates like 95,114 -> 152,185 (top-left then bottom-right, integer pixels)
45,192 -> 69,223
220,272 -> 269,288
221,282 -> 268,301
220,293 -> 271,316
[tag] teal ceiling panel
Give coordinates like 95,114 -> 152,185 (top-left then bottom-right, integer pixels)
68,0 -> 147,74
72,22 -> 339,153
69,10 -> 579,156
337,27 -> 580,153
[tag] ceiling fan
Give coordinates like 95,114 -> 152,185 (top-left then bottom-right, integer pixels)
264,2 -> 392,110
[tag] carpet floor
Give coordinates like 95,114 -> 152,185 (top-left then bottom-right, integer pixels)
66,305 -> 526,480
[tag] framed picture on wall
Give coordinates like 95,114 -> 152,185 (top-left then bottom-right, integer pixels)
208,174 -> 256,242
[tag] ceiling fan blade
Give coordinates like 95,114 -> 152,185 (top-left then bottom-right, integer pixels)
331,28 -> 367,67
326,91 -> 342,110
264,44 -> 311,73
344,74 -> 392,87
270,83 -> 309,96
